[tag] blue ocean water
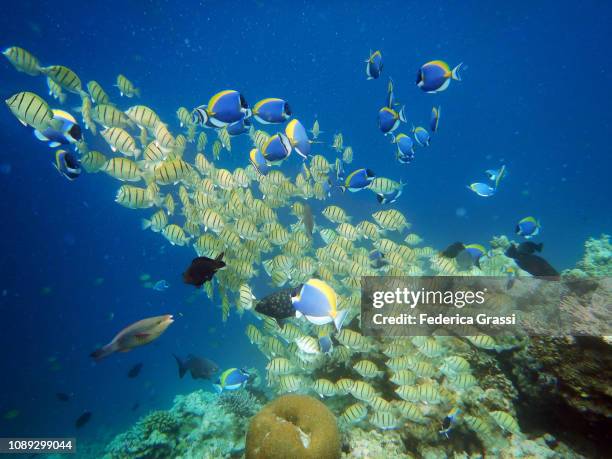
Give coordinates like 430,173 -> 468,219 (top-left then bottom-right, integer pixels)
0,0 -> 610,451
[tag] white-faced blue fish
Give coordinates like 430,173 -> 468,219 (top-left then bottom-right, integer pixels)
369,250 -> 389,269
261,133 -> 293,164
416,60 -> 462,93
252,98 -> 291,124
430,106 -> 441,132
485,165 -> 506,189
318,330 -> 334,354
412,126 -> 430,146
204,90 -> 251,127
393,133 -> 414,156
467,182 -> 496,197
284,119 -> 311,159
53,150 -> 81,180
152,280 -> 169,291
440,407 -> 461,438
214,367 -> 250,392
226,117 -> 252,136
249,148 -> 271,176
378,106 -> 406,135
515,216 -> 540,239
462,243 -> 486,269
365,50 -> 383,80
33,109 -> 82,148
341,168 -> 375,192
291,278 -> 347,330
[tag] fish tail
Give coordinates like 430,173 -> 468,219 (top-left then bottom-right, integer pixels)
173,354 -> 187,378
141,218 -> 151,230
398,106 -> 407,123
90,343 -> 115,361
333,309 -> 349,331
451,62 -> 463,81
135,87 -> 141,98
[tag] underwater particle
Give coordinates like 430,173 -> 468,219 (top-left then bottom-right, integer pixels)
56,392 -> 70,402
246,394 -> 340,459
152,279 -> 169,291
455,207 -> 467,218
40,286 -> 52,295
93,277 -> 104,286
139,273 -> 151,282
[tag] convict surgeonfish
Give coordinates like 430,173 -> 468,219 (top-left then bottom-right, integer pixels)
116,74 -> 140,98
3,46 -> 41,76
365,50 -> 383,80
416,60 -> 463,93
33,109 -> 82,147
5,91 -> 62,132
252,98 -> 291,124
90,315 -> 174,360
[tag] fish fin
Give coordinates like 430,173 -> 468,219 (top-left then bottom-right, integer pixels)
334,309 -> 349,331
90,343 -> 115,361
451,62 -> 463,81
33,130 -> 49,142
173,354 -> 187,378
398,106 -> 406,123
215,252 -> 224,261
141,219 -> 151,230
49,141 -> 61,147
213,384 -> 222,393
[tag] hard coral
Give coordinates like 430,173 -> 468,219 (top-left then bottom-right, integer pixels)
246,394 -> 340,459
217,389 -> 262,418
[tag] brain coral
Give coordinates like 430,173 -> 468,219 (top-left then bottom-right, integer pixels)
246,394 -> 340,459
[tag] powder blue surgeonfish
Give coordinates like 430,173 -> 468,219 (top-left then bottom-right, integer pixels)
53,149 -> 81,180
378,106 -> 406,135
204,90 -> 251,127
284,119 -> 310,159
252,98 -> 291,124
34,109 -> 82,147
485,165 -> 507,189
430,106 -> 441,132
341,168 -> 375,192
416,60 -> 463,93
226,117 -> 251,136
413,126 -> 430,146
462,244 -> 486,269
365,50 -> 383,80
467,182 -> 496,197
213,368 -> 250,392
261,133 -> 293,164
291,278 -> 348,330
515,216 -> 540,239
249,148 -> 270,176
318,331 -> 333,354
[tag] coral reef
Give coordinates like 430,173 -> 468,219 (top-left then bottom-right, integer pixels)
246,394 -> 341,459
104,389 -> 262,458
576,234 -> 612,276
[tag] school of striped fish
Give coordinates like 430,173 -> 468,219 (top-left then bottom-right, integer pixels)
4,45 -> 524,444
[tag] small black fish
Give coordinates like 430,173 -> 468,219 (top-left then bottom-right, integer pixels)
173,354 -> 219,380
505,244 -> 559,277
517,241 -> 543,255
131,402 -> 140,411
56,392 -> 70,402
441,242 -> 465,258
183,253 -> 225,288
254,288 -> 297,321
75,411 -> 92,429
127,363 -> 143,378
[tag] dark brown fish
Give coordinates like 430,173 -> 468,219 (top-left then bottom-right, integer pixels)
505,244 -> 559,277
75,411 -> 92,428
56,392 -> 70,402
441,242 -> 465,258
183,253 -> 225,288
254,288 -> 296,321
173,354 -> 219,380
127,363 -> 143,378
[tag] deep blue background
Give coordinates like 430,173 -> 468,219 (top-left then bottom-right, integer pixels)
0,0 -> 610,445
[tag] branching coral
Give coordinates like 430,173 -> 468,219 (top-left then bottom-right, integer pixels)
216,389 -> 262,418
